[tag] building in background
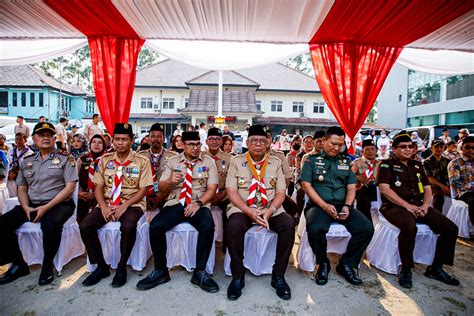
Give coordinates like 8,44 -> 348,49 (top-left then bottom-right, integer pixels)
378,64 -> 474,130
0,65 -> 95,124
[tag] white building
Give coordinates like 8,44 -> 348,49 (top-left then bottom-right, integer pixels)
377,64 -> 474,130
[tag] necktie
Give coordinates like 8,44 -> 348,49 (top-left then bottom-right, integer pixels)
110,159 -> 132,206
179,160 -> 195,206
246,152 -> 269,208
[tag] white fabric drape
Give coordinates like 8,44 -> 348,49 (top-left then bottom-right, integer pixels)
113,0 -> 334,43
397,48 -> 474,75
0,39 -> 87,66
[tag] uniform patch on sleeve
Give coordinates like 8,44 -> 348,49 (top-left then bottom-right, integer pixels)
380,164 -> 389,168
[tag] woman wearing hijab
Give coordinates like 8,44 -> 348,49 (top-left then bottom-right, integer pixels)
70,133 -> 89,160
76,134 -> 107,224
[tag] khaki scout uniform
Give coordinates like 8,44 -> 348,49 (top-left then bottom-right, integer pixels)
138,148 -> 177,185
225,153 -> 286,218
269,148 -> 292,181
351,156 -> 381,221
203,149 -> 232,191
93,151 -> 153,211
160,152 -> 218,208
84,123 -> 103,140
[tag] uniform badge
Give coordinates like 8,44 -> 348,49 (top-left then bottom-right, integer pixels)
415,165 -> 420,169
52,157 -> 60,165
318,175 -> 324,181
84,165 -> 89,170
199,178 -> 205,186
238,177 -> 245,186
220,172 -> 226,178
395,181 -> 402,187
270,178 -> 276,188
343,159 -> 347,163
106,161 -> 114,169
68,156 -> 76,167
108,176 -> 113,184
129,179 -> 136,186
118,166 -> 123,171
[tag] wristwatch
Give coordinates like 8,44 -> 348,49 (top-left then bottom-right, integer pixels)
269,206 -> 277,214
343,204 -> 352,209
196,200 -> 204,207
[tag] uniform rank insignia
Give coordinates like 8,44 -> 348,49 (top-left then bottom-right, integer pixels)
199,178 -> 205,186
415,165 -> 420,169
68,156 -> 76,167
238,177 -> 245,186
106,161 -> 115,169
52,157 -> 60,165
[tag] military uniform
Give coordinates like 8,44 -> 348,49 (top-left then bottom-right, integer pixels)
351,156 -> 381,221
80,150 -> 153,270
149,152 -> 218,273
300,151 -> 374,268
377,157 -> 458,270
423,154 -> 450,212
0,149 -> 77,274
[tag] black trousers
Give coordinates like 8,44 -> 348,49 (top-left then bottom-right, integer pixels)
76,198 -> 96,225
458,192 -> 474,225
380,204 -> 458,269
287,181 -> 295,197
216,199 -> 230,252
149,203 -> 215,272
282,195 -> 298,218
227,212 -> 295,279
305,204 -> 374,268
80,206 -> 143,268
0,200 -> 75,269
355,183 -> 377,222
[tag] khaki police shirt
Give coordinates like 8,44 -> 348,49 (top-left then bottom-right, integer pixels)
203,149 -> 232,191
84,123 -> 103,140
160,152 -> 218,208
269,149 -> 292,181
138,148 -> 177,183
226,154 -> 286,218
14,124 -> 30,138
93,151 -> 153,211
16,150 -> 78,204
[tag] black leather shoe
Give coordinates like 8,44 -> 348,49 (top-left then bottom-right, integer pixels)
0,264 -> 30,285
136,269 -> 170,291
191,270 -> 219,293
315,262 -> 330,285
82,266 -> 110,287
111,267 -> 127,288
399,268 -> 412,289
38,267 -> 54,286
271,274 -> 291,300
424,266 -> 460,286
336,264 -> 362,285
227,277 -> 245,300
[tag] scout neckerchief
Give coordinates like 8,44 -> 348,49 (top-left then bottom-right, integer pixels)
364,159 -> 376,181
179,159 -> 197,206
246,152 -> 269,207
12,146 -> 29,168
87,152 -> 103,193
110,159 -> 132,206
149,148 -> 164,194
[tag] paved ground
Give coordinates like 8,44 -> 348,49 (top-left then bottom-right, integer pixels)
1,237 -> 473,315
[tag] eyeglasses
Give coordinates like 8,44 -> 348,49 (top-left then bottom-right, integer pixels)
207,137 -> 222,142
464,145 -> 474,150
397,144 -> 414,149
249,138 -> 268,145
184,142 -> 201,148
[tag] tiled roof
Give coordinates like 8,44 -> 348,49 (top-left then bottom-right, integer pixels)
180,89 -> 262,114
255,117 -> 337,126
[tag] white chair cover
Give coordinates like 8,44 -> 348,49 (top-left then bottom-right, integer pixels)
224,225 -> 277,276
0,182 -> 10,213
86,214 -> 152,272
165,223 -> 215,274
7,180 -> 17,198
210,205 -> 224,242
446,199 -> 473,238
442,195 -> 452,215
296,214 -> 352,272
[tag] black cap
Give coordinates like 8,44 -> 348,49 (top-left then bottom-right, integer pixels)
443,128 -> 449,132
248,125 -> 267,138
313,131 -> 326,139
182,131 -> 200,142
150,123 -> 164,133
17,115 -> 24,119
32,122 -> 56,136
431,139 -> 444,147
392,130 -> 411,147
113,123 -> 133,137
207,127 -> 222,138
362,139 -> 377,149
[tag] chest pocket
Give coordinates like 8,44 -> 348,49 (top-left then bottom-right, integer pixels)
192,169 -> 209,188
24,170 -> 35,185
236,173 -> 251,189
336,164 -> 351,179
263,175 -> 277,190
47,165 -> 63,176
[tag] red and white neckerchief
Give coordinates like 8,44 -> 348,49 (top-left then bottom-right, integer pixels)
110,159 -> 132,206
365,159 -> 375,181
179,160 -> 196,206
246,152 -> 269,208
149,149 -> 164,194
87,152 -> 103,193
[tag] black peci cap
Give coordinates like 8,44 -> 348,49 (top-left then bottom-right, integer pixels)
248,125 -> 267,138
362,139 -> 377,149
113,123 -> 134,137
150,123 -> 164,133
207,127 -> 222,138
182,131 -> 200,142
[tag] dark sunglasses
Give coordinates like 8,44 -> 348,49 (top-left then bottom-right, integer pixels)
397,144 -> 414,149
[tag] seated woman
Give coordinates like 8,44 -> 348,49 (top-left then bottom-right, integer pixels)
76,134 -> 107,224
221,135 -> 234,155
170,135 -> 184,154
70,134 -> 89,160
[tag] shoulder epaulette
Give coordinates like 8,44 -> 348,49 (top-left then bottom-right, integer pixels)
57,149 -> 71,156
101,152 -> 114,158
24,152 -> 36,159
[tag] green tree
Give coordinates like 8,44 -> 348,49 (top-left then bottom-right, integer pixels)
138,46 -> 161,69
366,101 -> 378,124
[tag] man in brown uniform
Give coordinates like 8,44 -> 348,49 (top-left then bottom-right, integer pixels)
138,123 -> 177,211
226,125 -> 295,301
80,123 -> 153,288
137,131 -> 219,293
378,131 -> 459,289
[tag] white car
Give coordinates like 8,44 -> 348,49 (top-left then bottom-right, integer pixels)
0,122 -> 36,146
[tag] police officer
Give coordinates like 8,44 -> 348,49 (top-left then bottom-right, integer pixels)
138,123 -> 177,211
0,122 -> 78,286
300,126 -> 374,286
226,125 -> 295,300
137,131 -> 219,293
80,123 -> 153,288
378,131 -> 459,289
351,139 -> 381,222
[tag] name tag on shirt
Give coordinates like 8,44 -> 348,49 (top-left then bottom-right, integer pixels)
337,165 -> 350,170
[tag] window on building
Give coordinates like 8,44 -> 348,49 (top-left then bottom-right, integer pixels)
69,99 -> 72,111
140,126 -> 151,134
163,98 -> 175,109
398,94 -> 402,102
141,97 -> 153,109
21,92 -> 26,107
319,105 -> 324,113
271,100 -> 283,112
313,101 -> 325,113
184,98 -> 189,108
292,101 -> 304,113
30,93 -> 35,107
13,92 -> 17,107
39,93 -> 43,107
256,100 -> 261,111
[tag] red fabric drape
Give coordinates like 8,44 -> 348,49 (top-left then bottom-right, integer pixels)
45,0 -> 144,132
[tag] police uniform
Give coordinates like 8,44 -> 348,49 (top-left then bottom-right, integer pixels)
148,132 -> 218,274
0,122 -> 78,285
80,123 -> 153,279
300,150 -> 374,270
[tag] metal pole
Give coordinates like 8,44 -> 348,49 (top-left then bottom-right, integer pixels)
218,71 -> 223,117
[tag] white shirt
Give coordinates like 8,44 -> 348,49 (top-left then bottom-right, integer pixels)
199,128 -> 208,151
55,124 -> 67,143
241,130 -> 249,148
377,136 -> 390,148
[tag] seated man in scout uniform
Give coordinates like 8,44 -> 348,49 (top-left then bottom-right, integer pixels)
300,126 -> 374,286
351,139 -> 380,222
0,122 -> 78,286
138,123 -> 177,211
378,131 -> 459,289
137,131 -> 219,293
203,127 -> 232,249
226,125 -> 295,301
80,123 -> 153,288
